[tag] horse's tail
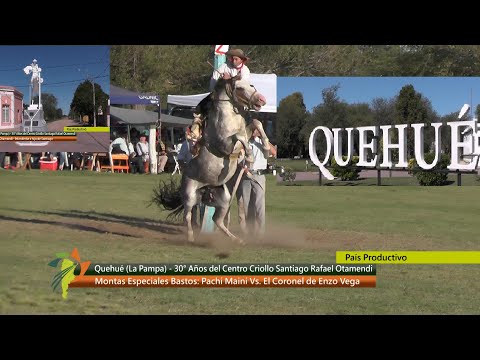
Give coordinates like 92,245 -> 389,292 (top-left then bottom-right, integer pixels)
149,178 -> 183,221
166,204 -> 184,222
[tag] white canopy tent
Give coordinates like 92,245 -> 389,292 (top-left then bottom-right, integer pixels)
167,73 -> 277,113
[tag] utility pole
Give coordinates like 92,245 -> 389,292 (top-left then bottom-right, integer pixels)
92,79 -> 96,127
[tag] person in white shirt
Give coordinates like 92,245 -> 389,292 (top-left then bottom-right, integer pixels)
136,132 -> 150,174
209,48 -> 251,91
191,48 -> 251,140
109,133 -> 130,155
136,133 -> 150,162
110,131 -> 144,173
237,128 -> 276,239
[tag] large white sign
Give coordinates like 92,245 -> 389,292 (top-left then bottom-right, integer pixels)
309,121 -> 478,180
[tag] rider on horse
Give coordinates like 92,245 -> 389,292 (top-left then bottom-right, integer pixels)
191,48 -> 251,140
190,48 -> 272,166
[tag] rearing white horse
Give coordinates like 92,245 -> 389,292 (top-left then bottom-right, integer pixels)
162,77 -> 268,242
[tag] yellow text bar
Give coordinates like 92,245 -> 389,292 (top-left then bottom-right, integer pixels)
64,127 -> 110,133
336,251 -> 480,264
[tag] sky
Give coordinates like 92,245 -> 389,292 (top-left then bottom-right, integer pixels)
0,45 -> 110,115
277,77 -> 480,117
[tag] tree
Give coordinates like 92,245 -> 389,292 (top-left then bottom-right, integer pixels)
476,104 -> 480,119
110,45 -> 212,109
371,97 -> 396,126
276,92 -> 307,158
440,113 -> 456,154
33,93 -> 60,122
300,85 -> 348,159
395,45 -> 480,76
70,81 -> 109,126
345,103 -> 374,128
395,85 -> 430,157
345,103 -> 375,155
301,85 -> 348,130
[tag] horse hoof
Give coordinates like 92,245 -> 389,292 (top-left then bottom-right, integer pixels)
234,237 -> 246,246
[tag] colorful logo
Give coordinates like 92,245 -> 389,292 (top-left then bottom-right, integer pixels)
48,248 -> 90,299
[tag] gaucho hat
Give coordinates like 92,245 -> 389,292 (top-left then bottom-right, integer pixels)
226,48 -> 249,62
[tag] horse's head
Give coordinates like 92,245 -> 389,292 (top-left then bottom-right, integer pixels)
217,77 -> 266,111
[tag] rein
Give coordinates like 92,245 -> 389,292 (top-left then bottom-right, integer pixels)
228,165 -> 246,209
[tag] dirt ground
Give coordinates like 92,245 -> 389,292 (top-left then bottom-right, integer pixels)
46,117 -> 79,131
2,117 -> 79,132
46,212 -> 431,259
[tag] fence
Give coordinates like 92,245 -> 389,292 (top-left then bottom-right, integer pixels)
316,167 -> 478,186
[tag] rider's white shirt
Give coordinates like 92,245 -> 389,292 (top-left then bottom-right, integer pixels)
209,63 -> 251,91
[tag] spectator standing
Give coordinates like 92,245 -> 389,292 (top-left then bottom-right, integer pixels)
237,128 -> 276,239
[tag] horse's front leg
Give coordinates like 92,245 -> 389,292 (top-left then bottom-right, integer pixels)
234,131 -> 254,165
249,119 -> 270,152
191,113 -> 203,140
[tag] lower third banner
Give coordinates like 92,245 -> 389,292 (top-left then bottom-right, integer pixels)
69,275 -> 376,288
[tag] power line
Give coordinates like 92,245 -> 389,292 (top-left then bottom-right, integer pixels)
94,62 -> 110,78
0,60 -> 108,72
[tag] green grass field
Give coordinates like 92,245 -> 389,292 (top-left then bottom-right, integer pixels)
1,170 -> 480,314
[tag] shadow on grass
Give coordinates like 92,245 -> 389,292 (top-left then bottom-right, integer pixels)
0,208 -> 257,250
322,181 -> 363,186
0,208 -> 183,236
0,214 -> 140,238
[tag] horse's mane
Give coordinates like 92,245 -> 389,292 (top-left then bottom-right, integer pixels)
196,77 -> 238,117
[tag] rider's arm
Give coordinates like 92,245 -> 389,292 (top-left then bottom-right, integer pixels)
210,63 -> 229,91
240,65 -> 250,82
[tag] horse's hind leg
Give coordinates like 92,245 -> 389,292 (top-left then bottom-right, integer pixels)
184,205 -> 195,242
212,186 -> 245,245
214,209 -> 244,245
183,180 -> 199,242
